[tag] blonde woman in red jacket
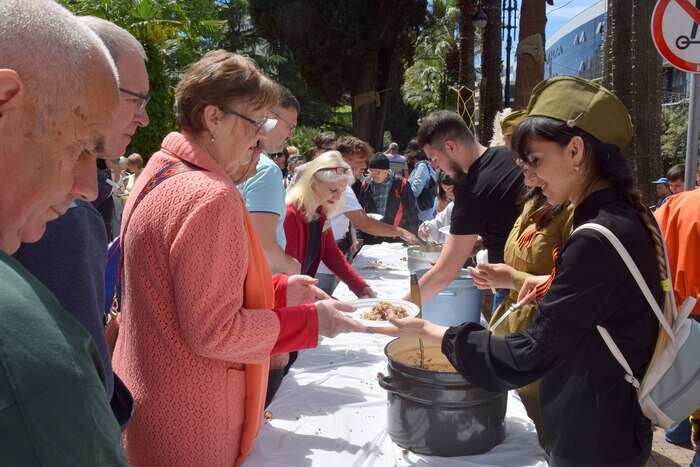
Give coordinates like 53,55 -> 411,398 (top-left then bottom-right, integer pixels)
285,151 -> 376,298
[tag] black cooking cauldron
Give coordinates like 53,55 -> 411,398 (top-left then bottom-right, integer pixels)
378,337 -> 507,457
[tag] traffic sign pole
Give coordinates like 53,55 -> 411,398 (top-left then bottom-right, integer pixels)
685,73 -> 700,190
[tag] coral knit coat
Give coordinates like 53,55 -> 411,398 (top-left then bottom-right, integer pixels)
112,132 -> 318,467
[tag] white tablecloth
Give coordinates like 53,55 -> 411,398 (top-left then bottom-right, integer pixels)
244,243 -> 548,466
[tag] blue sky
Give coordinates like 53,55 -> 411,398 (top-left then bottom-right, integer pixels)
545,0 -> 601,39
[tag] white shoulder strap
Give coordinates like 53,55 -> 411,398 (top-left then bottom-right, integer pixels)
596,325 -> 641,388
574,223 -> 674,339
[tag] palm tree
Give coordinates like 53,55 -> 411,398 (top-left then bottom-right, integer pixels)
477,1 -> 503,144
458,0 -> 477,131
604,0 -> 662,202
401,0 -> 460,115
514,0 -> 547,109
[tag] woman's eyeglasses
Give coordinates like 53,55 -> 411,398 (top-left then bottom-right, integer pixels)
316,167 -> 350,175
221,107 -> 277,134
289,156 -> 305,162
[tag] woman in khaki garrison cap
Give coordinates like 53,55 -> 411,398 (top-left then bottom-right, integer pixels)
380,76 -> 667,466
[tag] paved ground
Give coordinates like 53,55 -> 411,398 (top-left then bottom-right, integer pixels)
646,426 -> 695,466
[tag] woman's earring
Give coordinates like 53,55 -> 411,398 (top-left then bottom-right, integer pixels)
574,166 -> 580,172
211,132 -> 216,143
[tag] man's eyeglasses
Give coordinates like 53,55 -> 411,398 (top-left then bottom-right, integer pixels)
270,109 -> 296,133
221,108 -> 276,135
119,87 -> 149,113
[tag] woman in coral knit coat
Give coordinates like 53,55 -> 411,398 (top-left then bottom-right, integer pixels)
112,50 -> 365,467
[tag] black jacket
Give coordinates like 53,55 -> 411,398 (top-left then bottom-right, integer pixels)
442,188 -> 661,465
359,173 -> 420,244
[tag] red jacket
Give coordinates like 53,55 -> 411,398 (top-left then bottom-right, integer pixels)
284,204 -> 368,296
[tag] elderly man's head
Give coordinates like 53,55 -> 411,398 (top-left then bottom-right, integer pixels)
80,16 -> 149,158
0,0 -> 119,253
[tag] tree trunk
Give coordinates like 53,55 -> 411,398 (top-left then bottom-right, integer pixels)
631,0 -> 662,203
604,0 -> 661,204
458,0 -> 477,132
514,0 -> 546,109
477,0 -> 503,145
351,55 -> 383,151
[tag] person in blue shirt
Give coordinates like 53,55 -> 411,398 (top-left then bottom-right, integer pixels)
407,141 -> 437,222
239,87 -> 301,275
651,177 -> 671,209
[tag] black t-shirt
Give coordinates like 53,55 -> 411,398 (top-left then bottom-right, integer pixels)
449,146 -> 523,263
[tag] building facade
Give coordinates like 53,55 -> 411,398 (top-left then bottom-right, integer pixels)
545,0 -> 689,102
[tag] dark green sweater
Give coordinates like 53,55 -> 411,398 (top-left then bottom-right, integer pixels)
0,252 -> 126,465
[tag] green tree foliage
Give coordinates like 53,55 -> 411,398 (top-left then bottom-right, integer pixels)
218,1 -> 340,131
248,0 -> 427,150
661,102 -> 693,172
402,1 -> 460,115
61,0 -> 226,158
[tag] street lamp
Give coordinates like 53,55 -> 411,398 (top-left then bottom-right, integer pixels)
472,6 -> 488,30
423,68 -> 447,109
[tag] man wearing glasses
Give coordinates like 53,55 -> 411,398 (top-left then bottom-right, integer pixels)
13,16 -> 150,430
239,87 -> 301,277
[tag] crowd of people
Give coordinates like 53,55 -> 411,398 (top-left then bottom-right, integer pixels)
1,1 -> 699,466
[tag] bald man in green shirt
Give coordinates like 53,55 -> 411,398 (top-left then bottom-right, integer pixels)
0,1 -> 126,464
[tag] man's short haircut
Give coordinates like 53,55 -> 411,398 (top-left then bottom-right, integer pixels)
0,0 -> 118,134
313,131 -> 337,150
417,110 -> 475,148
127,153 -> 144,168
667,163 -> 685,181
388,142 -> 399,151
335,136 -> 373,159
175,50 -> 280,133
278,86 -> 300,112
79,16 -> 146,63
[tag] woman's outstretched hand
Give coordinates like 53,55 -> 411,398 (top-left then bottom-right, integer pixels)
286,275 -> 330,306
370,311 -> 448,344
314,299 -> 365,337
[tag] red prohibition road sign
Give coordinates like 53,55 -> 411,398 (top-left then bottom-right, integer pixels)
652,0 -> 700,72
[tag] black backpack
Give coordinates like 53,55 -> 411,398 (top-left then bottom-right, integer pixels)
416,162 -> 436,211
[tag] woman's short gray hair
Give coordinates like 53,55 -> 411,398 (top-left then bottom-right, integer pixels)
0,0 -> 118,134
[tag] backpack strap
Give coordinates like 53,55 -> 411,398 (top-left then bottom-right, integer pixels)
108,160 -> 199,320
574,223 -> 675,339
573,222 -> 675,390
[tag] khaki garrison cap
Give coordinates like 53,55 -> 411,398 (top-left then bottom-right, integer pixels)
526,76 -> 633,150
500,110 -> 527,136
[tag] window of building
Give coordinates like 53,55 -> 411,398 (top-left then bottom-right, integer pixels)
574,34 -> 579,45
579,60 -> 587,72
596,22 -> 605,34
580,31 -> 586,43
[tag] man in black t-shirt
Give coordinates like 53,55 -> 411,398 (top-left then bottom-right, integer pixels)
406,110 -> 523,309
